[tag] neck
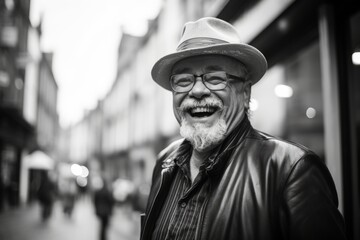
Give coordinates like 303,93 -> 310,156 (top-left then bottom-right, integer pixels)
187,116 -> 250,182
192,149 -> 210,166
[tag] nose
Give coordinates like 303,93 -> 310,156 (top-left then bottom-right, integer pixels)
188,76 -> 211,98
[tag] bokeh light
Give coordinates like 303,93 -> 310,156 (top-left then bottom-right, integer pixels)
352,51 -> 360,65
80,166 -> 89,178
76,176 -> 88,187
274,84 -> 293,98
70,163 -> 82,176
250,98 -> 259,111
306,107 -> 316,119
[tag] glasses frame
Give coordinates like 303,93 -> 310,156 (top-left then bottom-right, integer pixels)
169,71 -> 245,93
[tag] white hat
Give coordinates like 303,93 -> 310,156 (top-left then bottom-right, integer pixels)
151,17 -> 268,91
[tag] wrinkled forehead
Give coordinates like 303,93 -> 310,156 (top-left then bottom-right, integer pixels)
171,54 -> 248,76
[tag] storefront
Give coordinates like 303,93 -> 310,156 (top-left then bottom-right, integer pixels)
232,0 -> 360,238
0,108 -> 34,210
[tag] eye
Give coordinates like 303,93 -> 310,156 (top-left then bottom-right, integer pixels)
204,72 -> 227,85
171,74 -> 194,87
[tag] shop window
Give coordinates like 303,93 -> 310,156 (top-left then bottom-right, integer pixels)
348,9 -> 360,239
251,41 -> 324,158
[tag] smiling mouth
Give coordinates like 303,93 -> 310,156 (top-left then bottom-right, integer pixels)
187,106 -> 219,118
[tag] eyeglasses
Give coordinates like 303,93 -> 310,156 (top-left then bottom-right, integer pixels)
170,71 -> 245,93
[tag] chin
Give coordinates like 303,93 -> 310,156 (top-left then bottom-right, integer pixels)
179,117 -> 227,152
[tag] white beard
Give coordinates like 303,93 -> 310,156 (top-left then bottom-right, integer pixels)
179,117 -> 227,152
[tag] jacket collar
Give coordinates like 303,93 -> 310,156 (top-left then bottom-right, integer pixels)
204,116 -> 251,176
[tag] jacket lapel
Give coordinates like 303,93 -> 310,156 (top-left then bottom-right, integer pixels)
141,161 -> 177,239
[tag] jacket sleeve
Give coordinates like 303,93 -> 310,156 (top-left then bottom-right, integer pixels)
280,154 -> 347,240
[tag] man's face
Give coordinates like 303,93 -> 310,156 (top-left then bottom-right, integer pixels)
171,55 -> 251,151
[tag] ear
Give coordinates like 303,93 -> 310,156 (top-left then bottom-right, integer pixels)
243,81 -> 252,109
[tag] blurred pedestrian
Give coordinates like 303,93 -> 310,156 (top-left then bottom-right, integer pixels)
94,179 -> 115,240
61,179 -> 78,218
37,171 -> 56,222
141,17 -> 347,240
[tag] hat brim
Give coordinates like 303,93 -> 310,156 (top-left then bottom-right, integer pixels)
151,43 -> 267,91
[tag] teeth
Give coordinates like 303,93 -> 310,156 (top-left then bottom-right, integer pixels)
190,107 -> 215,114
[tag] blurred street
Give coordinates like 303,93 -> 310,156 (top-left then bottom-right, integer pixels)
0,197 -> 140,240
0,0 -> 359,239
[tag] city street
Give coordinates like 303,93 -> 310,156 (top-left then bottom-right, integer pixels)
0,197 -> 141,240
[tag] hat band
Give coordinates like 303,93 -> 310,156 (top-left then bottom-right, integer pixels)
176,37 -> 228,51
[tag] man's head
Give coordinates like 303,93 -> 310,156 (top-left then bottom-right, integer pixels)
151,17 -> 267,152
171,54 -> 251,152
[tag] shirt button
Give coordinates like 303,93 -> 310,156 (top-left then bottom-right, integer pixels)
180,202 -> 187,208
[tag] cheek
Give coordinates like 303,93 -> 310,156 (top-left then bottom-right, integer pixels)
173,93 -> 185,123
221,88 -> 243,109
226,98 -> 244,117
173,93 -> 183,107
221,89 -> 246,126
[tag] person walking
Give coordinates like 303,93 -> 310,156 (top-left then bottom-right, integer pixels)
94,179 -> 115,240
37,171 -> 56,222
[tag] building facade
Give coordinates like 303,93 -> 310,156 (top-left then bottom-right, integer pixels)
0,0 -> 34,210
0,0 -> 60,209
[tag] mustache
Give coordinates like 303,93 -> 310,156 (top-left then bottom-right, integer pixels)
177,98 -> 224,112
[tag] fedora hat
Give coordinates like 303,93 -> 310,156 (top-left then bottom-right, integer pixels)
151,17 -> 268,91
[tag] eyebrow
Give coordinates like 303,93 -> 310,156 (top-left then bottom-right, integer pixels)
172,65 -> 224,74
171,67 -> 192,74
205,65 -> 223,72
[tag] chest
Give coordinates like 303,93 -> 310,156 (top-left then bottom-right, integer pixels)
200,158 -> 281,240
151,168 -> 210,240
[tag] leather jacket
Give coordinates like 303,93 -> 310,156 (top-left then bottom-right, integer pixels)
140,120 -> 347,240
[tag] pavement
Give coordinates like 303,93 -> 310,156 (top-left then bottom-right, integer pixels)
0,197 -> 141,240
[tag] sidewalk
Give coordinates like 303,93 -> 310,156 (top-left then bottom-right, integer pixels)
0,197 -> 141,240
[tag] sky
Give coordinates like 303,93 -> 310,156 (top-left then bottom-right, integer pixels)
30,0 -> 162,128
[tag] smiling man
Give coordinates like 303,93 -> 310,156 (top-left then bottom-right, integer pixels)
140,17 -> 347,240
173,55 -> 250,154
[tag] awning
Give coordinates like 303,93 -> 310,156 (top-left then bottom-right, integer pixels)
24,150 -> 55,170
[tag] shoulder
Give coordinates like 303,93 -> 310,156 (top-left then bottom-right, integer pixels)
152,138 -> 186,171
242,129 -> 325,182
157,138 -> 185,160
246,129 -> 316,162
243,128 -> 335,192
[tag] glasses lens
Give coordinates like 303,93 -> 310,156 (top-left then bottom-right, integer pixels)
203,72 -> 228,90
170,74 -> 194,92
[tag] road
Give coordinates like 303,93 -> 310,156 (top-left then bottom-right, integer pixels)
0,197 -> 141,240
